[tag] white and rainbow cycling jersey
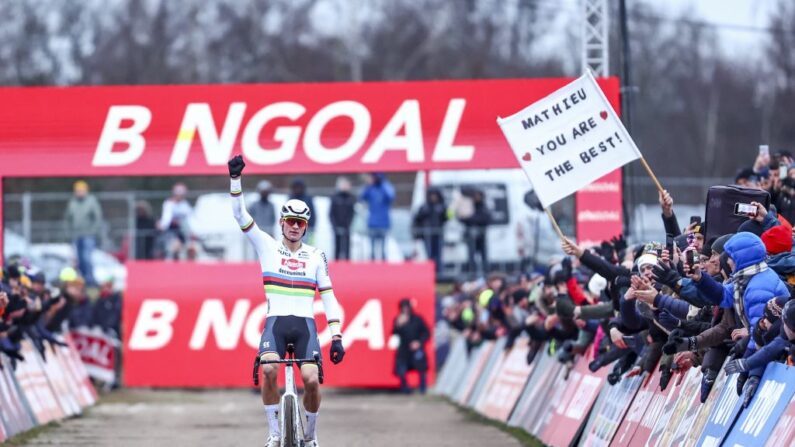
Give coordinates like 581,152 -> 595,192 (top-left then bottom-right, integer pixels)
230,177 -> 343,337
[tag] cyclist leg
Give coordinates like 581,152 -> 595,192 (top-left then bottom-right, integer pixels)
259,317 -> 286,441
259,316 -> 286,404
298,318 -> 322,441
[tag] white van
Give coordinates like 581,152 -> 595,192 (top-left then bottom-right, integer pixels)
411,169 -> 564,276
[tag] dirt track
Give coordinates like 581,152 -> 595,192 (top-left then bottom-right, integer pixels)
21,389 -> 522,446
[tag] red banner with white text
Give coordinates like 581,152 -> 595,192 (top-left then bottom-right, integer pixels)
0,78 -> 619,177
122,261 -> 435,388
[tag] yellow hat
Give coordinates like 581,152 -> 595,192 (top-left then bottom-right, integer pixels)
19,275 -> 32,289
59,267 -> 79,283
73,180 -> 89,193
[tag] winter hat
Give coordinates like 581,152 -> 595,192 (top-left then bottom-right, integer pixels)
737,219 -> 764,237
764,296 -> 787,322
588,274 -> 607,296
636,253 -> 658,270
711,233 -> 734,256
782,299 -> 795,332
761,225 -> 793,255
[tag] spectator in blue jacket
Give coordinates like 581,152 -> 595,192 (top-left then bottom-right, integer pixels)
687,231 -> 790,405
725,297 -> 795,407
360,173 -> 395,260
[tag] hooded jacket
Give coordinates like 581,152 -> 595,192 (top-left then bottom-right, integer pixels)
695,232 -> 790,346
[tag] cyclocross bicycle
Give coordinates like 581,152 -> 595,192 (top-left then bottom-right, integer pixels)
253,343 -> 324,447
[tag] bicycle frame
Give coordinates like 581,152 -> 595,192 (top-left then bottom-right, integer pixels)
255,344 -> 324,447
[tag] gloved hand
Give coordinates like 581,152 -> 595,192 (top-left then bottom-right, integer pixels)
614,276 -> 631,290
736,372 -> 748,396
742,376 -> 760,408
724,358 -> 749,375
663,334 -> 695,355
730,336 -> 750,360
700,369 -> 718,403
657,309 -> 681,331
611,235 -> 628,252
526,347 -> 538,365
560,257 -> 573,281
227,155 -> 245,178
652,262 -> 682,291
659,368 -> 673,391
330,338 -> 345,364
599,241 -> 615,262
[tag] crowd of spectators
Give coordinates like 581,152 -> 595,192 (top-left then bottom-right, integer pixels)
0,261 -> 121,376
436,149 -> 795,408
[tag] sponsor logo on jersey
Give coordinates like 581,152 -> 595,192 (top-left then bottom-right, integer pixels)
298,251 -> 310,259
281,258 -> 306,271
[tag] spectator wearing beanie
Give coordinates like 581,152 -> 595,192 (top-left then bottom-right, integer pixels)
761,225 -> 793,255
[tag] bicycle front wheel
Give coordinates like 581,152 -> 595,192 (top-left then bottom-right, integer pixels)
283,396 -> 296,447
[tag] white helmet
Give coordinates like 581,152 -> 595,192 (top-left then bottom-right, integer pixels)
281,199 -> 311,222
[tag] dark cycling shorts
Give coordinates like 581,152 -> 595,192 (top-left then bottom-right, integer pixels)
259,315 -> 321,361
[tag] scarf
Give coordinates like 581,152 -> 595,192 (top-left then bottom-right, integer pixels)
732,261 -> 768,329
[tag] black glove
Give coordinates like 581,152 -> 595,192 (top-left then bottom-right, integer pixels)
736,372 -> 748,396
611,235 -> 628,253
599,241 -> 616,262
560,257 -> 573,281
730,336 -> 750,360
614,276 -> 631,289
700,369 -> 718,403
742,376 -> 760,408
724,358 -> 749,375
652,262 -> 682,291
662,334 -> 695,355
659,368 -> 673,391
227,155 -> 245,178
330,338 -> 345,364
657,309 -> 681,331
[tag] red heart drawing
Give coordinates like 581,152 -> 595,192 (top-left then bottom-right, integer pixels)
600,111 -> 608,120
522,152 -> 532,161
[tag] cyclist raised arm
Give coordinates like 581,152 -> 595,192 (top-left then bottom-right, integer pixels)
228,155 -> 345,447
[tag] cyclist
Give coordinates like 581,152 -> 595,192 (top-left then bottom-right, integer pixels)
227,155 -> 345,447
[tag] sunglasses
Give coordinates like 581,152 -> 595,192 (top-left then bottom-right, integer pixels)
284,217 -> 308,228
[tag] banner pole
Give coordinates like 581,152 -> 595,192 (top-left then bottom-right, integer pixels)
545,208 -> 565,241
639,157 -> 664,194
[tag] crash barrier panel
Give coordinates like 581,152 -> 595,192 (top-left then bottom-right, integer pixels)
466,337 -> 507,408
435,335 -> 795,447
70,327 -> 120,384
433,336 -> 468,397
0,334 -> 97,441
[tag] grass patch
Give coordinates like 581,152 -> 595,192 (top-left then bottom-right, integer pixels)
430,395 -> 544,447
3,421 -> 60,446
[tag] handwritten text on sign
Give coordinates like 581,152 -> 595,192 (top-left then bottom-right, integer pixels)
498,72 -> 641,208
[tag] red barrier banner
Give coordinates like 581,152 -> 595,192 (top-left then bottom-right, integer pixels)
14,341 -> 64,424
648,367 -> 701,447
59,335 -> 99,407
626,369 -> 686,447
611,368 -> 663,446
581,373 -> 645,446
0,79 -> 618,178
540,354 -> 609,446
70,329 -> 117,383
123,261 -> 435,388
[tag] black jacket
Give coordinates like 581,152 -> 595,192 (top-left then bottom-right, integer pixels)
392,313 -> 430,372
329,191 -> 356,228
